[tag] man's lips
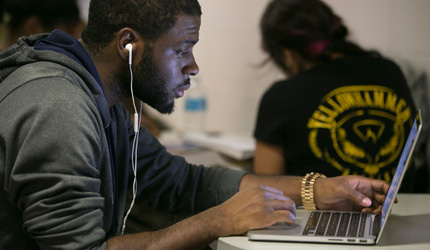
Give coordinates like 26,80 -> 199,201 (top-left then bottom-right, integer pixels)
176,84 -> 191,97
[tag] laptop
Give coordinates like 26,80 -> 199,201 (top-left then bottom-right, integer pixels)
248,110 -> 423,245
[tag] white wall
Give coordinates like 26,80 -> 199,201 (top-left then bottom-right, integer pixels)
324,0 -> 430,76
148,0 -> 430,138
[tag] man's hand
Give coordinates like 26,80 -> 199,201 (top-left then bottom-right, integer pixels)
314,175 -> 389,212
215,184 -> 296,236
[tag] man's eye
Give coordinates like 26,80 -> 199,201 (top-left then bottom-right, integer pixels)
177,50 -> 188,56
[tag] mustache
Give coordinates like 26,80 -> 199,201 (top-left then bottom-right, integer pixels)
181,78 -> 191,87
176,78 -> 191,89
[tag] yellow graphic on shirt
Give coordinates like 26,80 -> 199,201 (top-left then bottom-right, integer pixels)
307,85 -> 411,183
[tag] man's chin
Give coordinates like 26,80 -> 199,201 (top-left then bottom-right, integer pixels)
153,102 -> 175,115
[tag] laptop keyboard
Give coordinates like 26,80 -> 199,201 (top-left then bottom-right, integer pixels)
303,211 -> 367,237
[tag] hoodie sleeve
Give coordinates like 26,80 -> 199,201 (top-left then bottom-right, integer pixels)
135,128 -> 247,214
1,74 -> 110,250
110,103 -> 248,217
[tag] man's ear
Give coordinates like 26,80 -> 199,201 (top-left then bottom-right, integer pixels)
116,28 -> 141,64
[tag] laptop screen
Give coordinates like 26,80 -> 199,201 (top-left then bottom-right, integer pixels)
380,112 -> 421,228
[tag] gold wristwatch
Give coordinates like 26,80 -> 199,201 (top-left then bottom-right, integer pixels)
301,172 -> 327,210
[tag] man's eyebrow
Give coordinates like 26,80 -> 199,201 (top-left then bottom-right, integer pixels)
180,39 -> 198,45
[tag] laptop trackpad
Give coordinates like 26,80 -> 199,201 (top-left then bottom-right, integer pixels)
265,216 -> 304,235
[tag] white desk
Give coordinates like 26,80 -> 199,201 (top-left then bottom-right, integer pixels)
216,194 -> 430,250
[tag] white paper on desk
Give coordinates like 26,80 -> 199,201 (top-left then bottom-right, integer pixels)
182,131 -> 255,160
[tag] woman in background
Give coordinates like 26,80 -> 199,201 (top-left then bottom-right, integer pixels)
253,0 -> 418,191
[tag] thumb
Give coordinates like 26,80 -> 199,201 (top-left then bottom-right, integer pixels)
345,186 -> 372,208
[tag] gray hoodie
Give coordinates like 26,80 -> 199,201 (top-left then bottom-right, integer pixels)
0,32 -> 246,249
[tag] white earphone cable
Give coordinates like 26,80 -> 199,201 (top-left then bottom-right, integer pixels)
121,55 -> 141,235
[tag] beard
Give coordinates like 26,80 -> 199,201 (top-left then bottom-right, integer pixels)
117,45 -> 185,114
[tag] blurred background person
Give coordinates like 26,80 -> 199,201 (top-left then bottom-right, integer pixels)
0,0 -> 86,50
253,0 -> 420,192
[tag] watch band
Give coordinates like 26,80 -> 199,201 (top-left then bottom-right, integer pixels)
301,172 -> 327,210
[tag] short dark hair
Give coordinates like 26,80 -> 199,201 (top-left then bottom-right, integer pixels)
81,0 -> 202,52
1,0 -> 81,32
261,0 -> 371,72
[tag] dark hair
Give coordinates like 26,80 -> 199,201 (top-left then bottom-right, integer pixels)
1,0 -> 81,32
81,0 -> 202,52
261,0 -> 373,72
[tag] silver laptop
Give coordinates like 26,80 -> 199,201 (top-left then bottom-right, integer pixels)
248,110 -> 422,245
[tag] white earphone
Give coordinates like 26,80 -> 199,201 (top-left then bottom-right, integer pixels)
121,42 -> 142,235
125,43 -> 138,132
125,43 -> 133,65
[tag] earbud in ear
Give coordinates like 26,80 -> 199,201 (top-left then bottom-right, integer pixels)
125,43 -> 133,65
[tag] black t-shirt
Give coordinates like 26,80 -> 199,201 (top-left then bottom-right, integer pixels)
254,56 -> 417,191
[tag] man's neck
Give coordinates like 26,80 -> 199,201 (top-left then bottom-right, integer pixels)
79,40 -> 125,108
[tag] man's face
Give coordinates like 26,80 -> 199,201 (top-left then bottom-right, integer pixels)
131,15 -> 200,114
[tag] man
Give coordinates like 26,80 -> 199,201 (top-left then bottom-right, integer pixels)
0,0 -> 389,249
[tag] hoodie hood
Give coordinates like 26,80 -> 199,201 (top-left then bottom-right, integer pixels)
0,31 -> 110,128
